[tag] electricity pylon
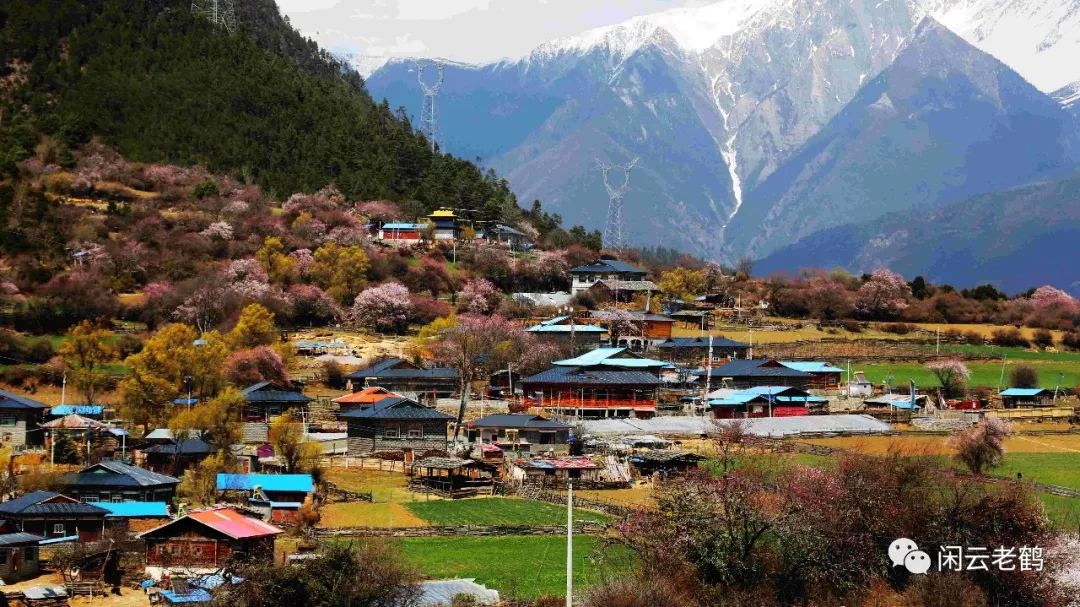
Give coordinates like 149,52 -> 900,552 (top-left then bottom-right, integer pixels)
598,157 -> 638,250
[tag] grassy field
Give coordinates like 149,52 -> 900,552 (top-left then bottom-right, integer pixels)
320,502 -> 430,528
856,360 -> 1080,389
396,535 -> 633,599
988,453 -> 1080,490
324,468 -> 415,503
405,497 -> 611,527
674,321 -> 1068,345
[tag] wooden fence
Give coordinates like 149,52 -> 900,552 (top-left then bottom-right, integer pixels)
313,522 -> 607,539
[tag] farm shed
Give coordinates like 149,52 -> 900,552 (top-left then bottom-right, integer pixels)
408,457 -> 494,498
999,388 -> 1053,408
0,532 -> 43,583
629,451 -> 704,477
139,507 -> 282,581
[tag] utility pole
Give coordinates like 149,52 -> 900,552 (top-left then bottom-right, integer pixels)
566,480 -> 574,607
597,158 -> 638,251
701,334 -> 714,416
417,60 -> 445,152
997,354 -> 1008,392
1054,372 -> 1064,404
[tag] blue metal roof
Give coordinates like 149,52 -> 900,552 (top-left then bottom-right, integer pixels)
1000,388 -> 1050,397
381,222 -> 422,230
50,405 -> 103,416
216,473 -> 314,493
88,502 -> 169,517
780,361 -> 843,373
539,315 -> 571,326
172,397 -> 199,406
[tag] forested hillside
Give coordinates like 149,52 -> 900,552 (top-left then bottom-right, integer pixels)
0,0 -> 516,215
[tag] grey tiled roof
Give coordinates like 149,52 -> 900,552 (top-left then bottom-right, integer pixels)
340,397 -> 454,420
522,366 -> 662,386
345,358 -> 459,380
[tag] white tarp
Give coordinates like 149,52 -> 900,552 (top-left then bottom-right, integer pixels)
583,414 -> 891,438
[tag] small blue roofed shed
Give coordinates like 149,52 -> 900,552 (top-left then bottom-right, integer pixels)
999,387 -> 1052,408
49,404 -> 104,418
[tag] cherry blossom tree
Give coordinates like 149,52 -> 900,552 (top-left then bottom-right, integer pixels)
288,284 -> 342,326
953,417 -> 1010,474
854,268 -> 910,319
1030,285 -> 1078,311
349,282 -> 412,334
458,278 -> 502,314
200,221 -> 234,241
926,358 -> 971,398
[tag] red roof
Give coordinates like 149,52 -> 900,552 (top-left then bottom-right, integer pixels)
188,508 -> 283,539
140,507 -> 282,540
333,386 -> 398,405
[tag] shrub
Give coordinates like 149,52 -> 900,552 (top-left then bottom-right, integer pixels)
321,360 -> 345,390
840,319 -> 862,333
1009,365 -> 1039,389
1032,328 -> 1053,349
879,322 -> 916,335
1062,332 -> 1080,351
190,179 -> 219,199
953,417 -> 1010,475
991,327 -> 1029,348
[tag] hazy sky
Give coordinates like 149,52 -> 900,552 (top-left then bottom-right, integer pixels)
276,0 -> 713,74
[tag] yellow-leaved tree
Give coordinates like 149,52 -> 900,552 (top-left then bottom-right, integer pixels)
269,409 -> 322,476
309,242 -> 370,305
59,320 -> 118,404
227,303 -> 277,351
255,236 -> 296,284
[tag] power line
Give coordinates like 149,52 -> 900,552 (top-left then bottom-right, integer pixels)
597,157 -> 638,251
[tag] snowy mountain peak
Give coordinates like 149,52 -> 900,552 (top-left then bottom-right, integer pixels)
529,0 -> 781,61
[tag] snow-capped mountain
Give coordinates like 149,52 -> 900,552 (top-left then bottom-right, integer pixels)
365,0 -> 1080,271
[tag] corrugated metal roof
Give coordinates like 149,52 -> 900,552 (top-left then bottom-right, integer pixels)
707,359 -> 809,378
82,461 -> 180,486
780,361 -> 843,373
592,280 -> 659,291
525,324 -> 606,333
0,389 -> 48,410
0,532 -> 45,546
141,507 -> 282,540
144,438 -> 214,455
381,223 -> 423,230
569,260 -> 646,274
88,502 -> 169,517
41,414 -> 108,429
418,579 -> 500,606
216,473 -> 314,493
345,358 -> 459,380
339,397 -> 454,420
657,337 -> 749,349
1000,388 -> 1050,396
553,347 -> 666,367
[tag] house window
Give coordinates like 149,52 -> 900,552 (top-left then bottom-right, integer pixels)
0,550 -> 7,566
505,429 -> 519,442
192,545 -> 203,557
407,425 -> 422,439
23,547 -> 35,562
383,426 -> 399,438
80,496 -> 97,503
52,524 -> 65,536
111,494 -> 123,503
0,416 -> 15,427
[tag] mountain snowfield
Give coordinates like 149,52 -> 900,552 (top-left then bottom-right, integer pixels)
365,0 -> 1080,284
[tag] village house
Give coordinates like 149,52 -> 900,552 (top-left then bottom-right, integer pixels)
216,473 -> 314,524
0,389 -> 47,449
588,310 -> 676,350
656,336 -> 750,364
706,386 -> 826,419
332,386 -> 399,417
141,436 -> 215,475
240,381 -> 313,443
847,371 -> 874,397
427,207 -> 459,241
478,224 -> 532,249
779,361 -> 844,390
569,259 -> 648,295
409,457 -> 496,498
468,414 -> 572,454
377,222 -> 424,244
999,387 -> 1054,408
863,393 -> 927,414
139,507 -> 283,581
513,457 -> 601,488
59,460 -> 179,504
587,279 -> 660,306
521,347 -> 667,419
345,358 -> 459,399
705,358 -> 812,390
525,315 -> 607,352
0,532 -> 43,583
342,396 -> 454,455
0,491 -> 107,541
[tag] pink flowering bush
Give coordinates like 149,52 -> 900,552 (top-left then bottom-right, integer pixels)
225,346 -> 289,386
200,221 -> 234,241
925,358 -> 971,397
1030,285 -> 1078,311
355,200 -> 402,222
288,248 -> 314,275
287,284 -> 343,326
349,282 -> 413,334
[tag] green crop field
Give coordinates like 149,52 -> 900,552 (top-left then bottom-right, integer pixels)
989,453 -> 1080,491
858,361 -> 1080,389
396,535 -> 633,599
405,497 -> 611,528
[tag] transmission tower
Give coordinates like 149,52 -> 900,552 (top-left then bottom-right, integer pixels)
416,60 -> 445,152
191,0 -> 237,32
598,157 -> 638,250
